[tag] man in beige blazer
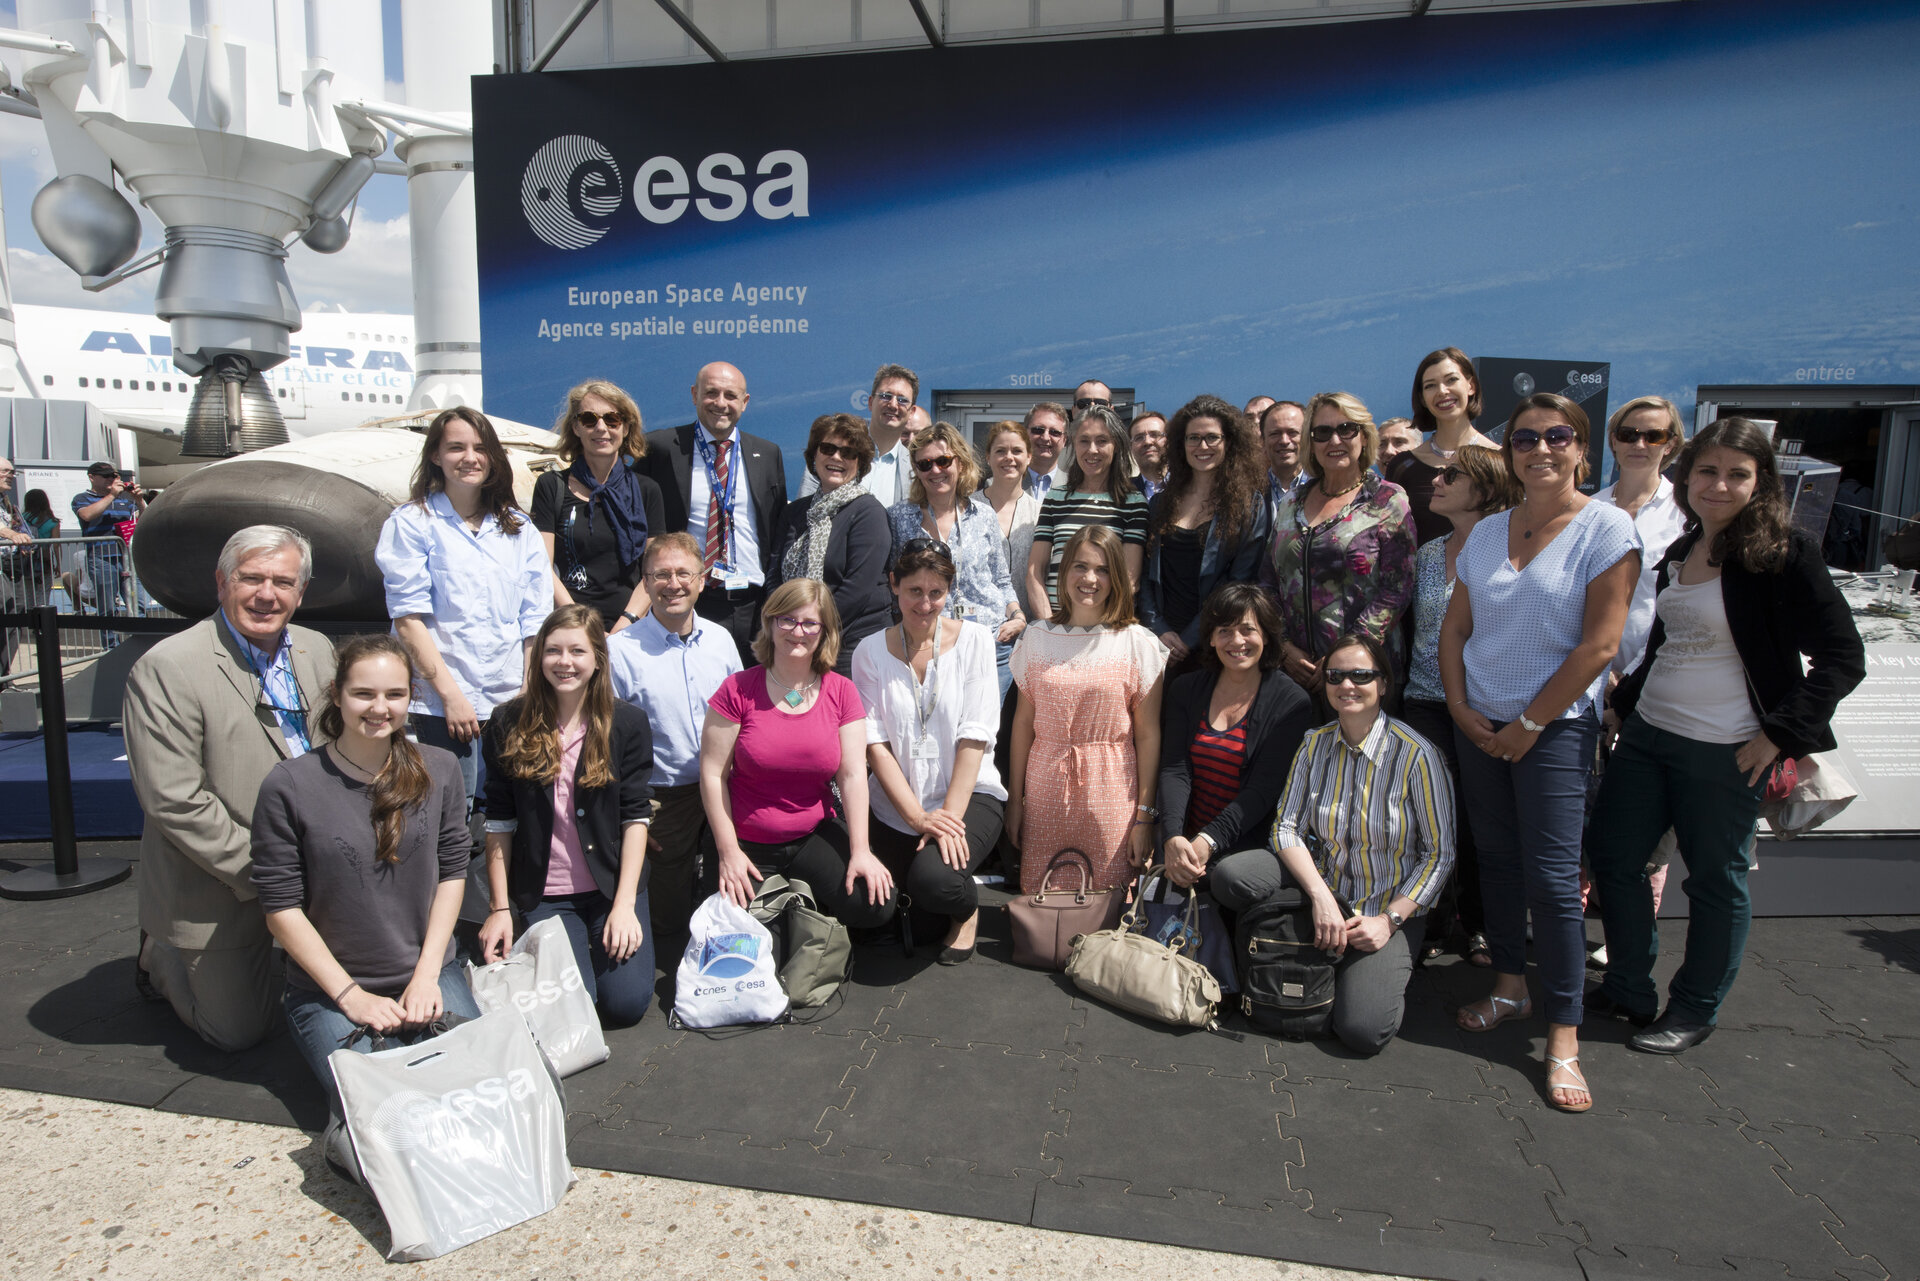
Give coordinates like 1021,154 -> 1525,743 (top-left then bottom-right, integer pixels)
123,525 -> 335,1051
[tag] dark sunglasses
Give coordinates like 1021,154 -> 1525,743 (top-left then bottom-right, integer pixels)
1310,422 -> 1363,443
914,455 -> 955,473
1324,667 -> 1380,686
898,536 -> 951,558
814,441 -> 860,461
1511,425 -> 1577,453
1073,396 -> 1111,410
1612,427 -> 1671,445
1437,465 -> 1465,484
574,410 -> 624,429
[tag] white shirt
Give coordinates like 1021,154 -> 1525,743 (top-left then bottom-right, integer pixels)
851,620 -> 1006,835
1637,576 -> 1760,744
1595,476 -> 1690,676
376,492 -> 552,720
608,612 -> 742,787
688,422 -> 765,585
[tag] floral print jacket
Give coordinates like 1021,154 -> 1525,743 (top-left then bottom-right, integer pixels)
1259,472 -> 1417,666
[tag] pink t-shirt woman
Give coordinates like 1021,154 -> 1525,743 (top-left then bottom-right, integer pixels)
707,668 -> 866,845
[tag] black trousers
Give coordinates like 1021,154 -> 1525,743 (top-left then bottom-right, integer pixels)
869,793 -> 1006,921
1401,697 -> 1484,940
739,817 -> 897,930
696,579 -> 766,667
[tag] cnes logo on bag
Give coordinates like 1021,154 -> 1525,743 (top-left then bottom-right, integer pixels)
368,1068 -> 541,1155
690,931 -> 771,999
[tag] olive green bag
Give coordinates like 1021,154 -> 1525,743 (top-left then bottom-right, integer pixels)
748,875 -> 852,1008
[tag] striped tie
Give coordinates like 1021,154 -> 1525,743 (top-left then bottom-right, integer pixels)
704,438 -> 731,574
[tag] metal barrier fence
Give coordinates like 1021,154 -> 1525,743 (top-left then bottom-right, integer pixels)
1,534 -> 175,679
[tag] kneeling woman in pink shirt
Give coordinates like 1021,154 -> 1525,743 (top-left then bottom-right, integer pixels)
479,603 -> 657,1026
700,578 -> 897,927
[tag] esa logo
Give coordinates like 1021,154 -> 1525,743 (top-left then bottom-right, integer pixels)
367,1068 -> 541,1154
521,135 -> 809,251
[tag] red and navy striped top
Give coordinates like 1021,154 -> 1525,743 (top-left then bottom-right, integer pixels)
1185,715 -> 1249,837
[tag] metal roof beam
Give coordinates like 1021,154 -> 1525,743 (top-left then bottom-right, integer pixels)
907,0 -> 946,48
653,0 -> 728,63
531,0 -> 602,72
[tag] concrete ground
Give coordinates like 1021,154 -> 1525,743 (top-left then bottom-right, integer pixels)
0,1087 -> 1405,1280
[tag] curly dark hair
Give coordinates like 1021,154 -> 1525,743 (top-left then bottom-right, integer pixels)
1675,417 -> 1792,573
1152,395 -> 1263,548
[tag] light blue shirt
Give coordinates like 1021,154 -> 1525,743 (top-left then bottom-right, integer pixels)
885,495 -> 1018,625
687,422 -> 765,585
375,492 -> 552,720
217,610 -> 310,756
607,611 -> 742,787
1457,502 -> 1641,722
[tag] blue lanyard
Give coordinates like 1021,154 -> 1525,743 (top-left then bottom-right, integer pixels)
225,616 -> 310,752
694,431 -> 741,572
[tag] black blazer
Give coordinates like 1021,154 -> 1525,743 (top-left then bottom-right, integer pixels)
770,492 -> 895,665
1612,528 -> 1864,759
481,700 -> 656,912
637,423 -> 788,580
1158,665 -> 1313,855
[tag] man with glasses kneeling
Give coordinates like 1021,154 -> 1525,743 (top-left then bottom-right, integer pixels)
1209,634 -> 1455,1056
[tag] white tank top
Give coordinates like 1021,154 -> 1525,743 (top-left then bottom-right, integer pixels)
1637,576 -> 1761,745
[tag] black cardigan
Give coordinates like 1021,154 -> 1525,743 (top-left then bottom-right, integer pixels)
1157,666 -> 1313,855
770,491 -> 894,666
1612,528 -> 1864,759
481,699 -> 656,911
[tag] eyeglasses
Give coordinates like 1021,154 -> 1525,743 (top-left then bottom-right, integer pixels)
574,410 -> 625,429
814,441 -> 860,461
1612,427 -> 1671,445
1437,466 -> 1464,484
872,391 -> 914,407
1073,396 -> 1111,410
772,615 -> 822,636
1511,425 -> 1577,453
1186,433 -> 1225,448
1310,422 -> 1363,443
898,536 -> 952,558
914,455 -> 955,473
647,567 -> 696,583
1324,668 -> 1380,686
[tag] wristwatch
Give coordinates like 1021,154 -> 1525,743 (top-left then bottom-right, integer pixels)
621,610 -> 641,625
1386,909 -> 1405,933
1518,714 -> 1544,733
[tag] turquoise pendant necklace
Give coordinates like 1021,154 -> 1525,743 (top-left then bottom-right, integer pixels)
767,670 -> 817,708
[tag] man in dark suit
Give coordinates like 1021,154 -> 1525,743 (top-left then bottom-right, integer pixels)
638,361 -> 787,662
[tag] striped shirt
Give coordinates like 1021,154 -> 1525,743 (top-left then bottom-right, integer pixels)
1032,488 -> 1148,597
1269,713 -> 1455,917
1185,717 -> 1248,837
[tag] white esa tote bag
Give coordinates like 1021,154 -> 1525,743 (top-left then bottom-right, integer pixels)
468,916 -> 611,1078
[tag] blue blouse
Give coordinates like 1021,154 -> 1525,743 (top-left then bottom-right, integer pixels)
886,496 -> 1019,625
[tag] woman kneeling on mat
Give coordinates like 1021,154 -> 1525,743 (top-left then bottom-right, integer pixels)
251,635 -> 479,1118
479,604 -> 657,1028
700,578 -> 897,927
1210,634 -> 1455,1055
852,538 -> 1007,964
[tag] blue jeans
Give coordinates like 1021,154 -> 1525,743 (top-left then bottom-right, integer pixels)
414,714 -> 483,807
284,959 -> 480,1118
1454,715 -> 1598,1027
996,639 -> 1015,701
525,890 -> 656,1028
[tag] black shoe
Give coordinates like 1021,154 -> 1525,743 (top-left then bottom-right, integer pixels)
1586,988 -> 1655,1028
937,944 -> 975,966
1629,1009 -> 1715,1055
133,930 -> 164,1003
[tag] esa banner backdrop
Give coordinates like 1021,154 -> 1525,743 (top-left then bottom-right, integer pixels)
473,0 -> 1920,465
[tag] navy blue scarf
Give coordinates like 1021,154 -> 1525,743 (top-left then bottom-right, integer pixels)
569,456 -> 648,569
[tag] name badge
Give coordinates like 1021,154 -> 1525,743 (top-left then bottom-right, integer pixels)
724,573 -> 751,590
910,737 -> 939,761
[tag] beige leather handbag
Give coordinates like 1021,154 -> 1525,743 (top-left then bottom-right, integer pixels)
1065,867 -> 1221,1028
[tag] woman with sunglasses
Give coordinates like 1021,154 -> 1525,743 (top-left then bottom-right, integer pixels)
980,421 -> 1046,696
1024,405 -> 1148,616
887,422 -> 1024,670
1591,418 -> 1862,1054
1386,348 -> 1500,546
771,413 -> 894,677
1008,524 -> 1168,895
1439,392 -> 1641,1114
1139,395 -> 1270,675
853,540 -> 1006,964
1211,633 -> 1454,1056
1594,397 -> 1690,679
533,381 -> 667,634
1402,445 -> 1519,967
700,578 -> 896,928
1260,391 -> 1416,700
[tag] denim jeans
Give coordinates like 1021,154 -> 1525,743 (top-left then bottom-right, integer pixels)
284,959 -> 481,1118
525,890 -> 657,1028
1453,715 -> 1598,1027
996,639 -> 1015,701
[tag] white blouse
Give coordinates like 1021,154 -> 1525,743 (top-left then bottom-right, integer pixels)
851,620 -> 1007,835
1595,476 -> 1690,676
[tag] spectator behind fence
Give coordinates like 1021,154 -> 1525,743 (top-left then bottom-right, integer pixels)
1,464 -> 45,671
377,406 -> 552,806
978,420 -> 1045,694
1156,583 -> 1312,889
1386,347 -> 1499,547
1211,633 -> 1455,1056
887,421 -> 1023,662
1008,524 -> 1169,894
1400,445 -> 1518,967
1140,395 -> 1270,672
1591,417 -> 1865,1054
607,532 -> 742,958
853,540 -> 1006,964
480,605 -> 657,1028
251,634 -> 477,1119
123,525 -> 334,1051
772,414 -> 894,677
1261,391 -> 1416,700
699,578 -> 898,928
1025,405 -> 1148,614
1438,392 -> 1640,1114
534,380 -> 667,634
72,460 -> 144,616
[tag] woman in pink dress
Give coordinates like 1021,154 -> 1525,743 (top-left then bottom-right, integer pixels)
1007,524 -> 1169,894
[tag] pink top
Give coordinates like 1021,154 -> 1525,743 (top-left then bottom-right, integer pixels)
708,668 -> 865,845
544,724 -> 597,895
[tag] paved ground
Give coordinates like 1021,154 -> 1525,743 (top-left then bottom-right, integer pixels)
2,841 -> 1917,1279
